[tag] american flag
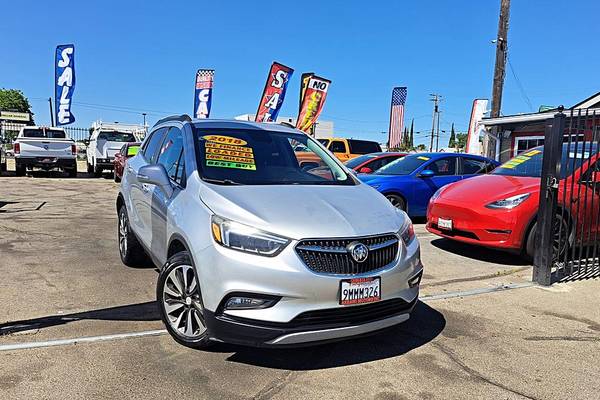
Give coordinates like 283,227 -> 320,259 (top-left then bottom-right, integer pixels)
388,87 -> 407,149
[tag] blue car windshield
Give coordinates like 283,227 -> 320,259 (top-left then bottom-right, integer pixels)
374,154 -> 430,175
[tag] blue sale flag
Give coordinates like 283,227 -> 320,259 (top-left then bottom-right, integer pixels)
194,69 -> 214,119
55,44 -> 76,126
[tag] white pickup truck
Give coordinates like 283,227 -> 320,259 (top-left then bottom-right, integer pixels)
14,126 -> 77,177
86,121 -> 144,177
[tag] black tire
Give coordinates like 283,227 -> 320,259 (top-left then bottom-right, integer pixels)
524,216 -> 570,261
15,161 -> 26,177
118,205 -> 148,267
0,162 -> 6,173
386,194 -> 406,211
157,252 -> 212,349
66,162 -> 77,178
93,163 -> 103,178
114,169 -> 121,183
87,162 -> 94,174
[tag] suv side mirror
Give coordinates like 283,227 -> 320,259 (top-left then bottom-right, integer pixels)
137,164 -> 173,197
419,169 -> 435,178
358,166 -> 373,174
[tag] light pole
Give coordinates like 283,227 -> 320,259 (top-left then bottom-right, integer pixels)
142,113 -> 147,127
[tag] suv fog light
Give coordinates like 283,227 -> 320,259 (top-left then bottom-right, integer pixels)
408,271 -> 423,288
224,296 -> 279,310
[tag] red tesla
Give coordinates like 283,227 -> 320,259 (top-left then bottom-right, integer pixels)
344,152 -> 407,174
113,142 -> 141,182
427,144 -> 599,258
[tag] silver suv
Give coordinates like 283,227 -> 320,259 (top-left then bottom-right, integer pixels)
116,116 -> 423,348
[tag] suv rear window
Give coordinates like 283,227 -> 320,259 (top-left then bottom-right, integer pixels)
347,139 -> 381,154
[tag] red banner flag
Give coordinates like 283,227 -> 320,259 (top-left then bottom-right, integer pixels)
255,62 -> 294,122
296,75 -> 330,133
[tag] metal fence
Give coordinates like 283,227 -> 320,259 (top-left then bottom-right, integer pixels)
0,122 -> 90,143
534,108 -> 600,285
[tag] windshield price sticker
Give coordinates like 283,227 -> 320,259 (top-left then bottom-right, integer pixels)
203,135 -> 256,170
206,154 -> 255,164
206,142 -> 253,154
203,135 -> 247,146
524,149 -> 541,157
206,160 -> 256,170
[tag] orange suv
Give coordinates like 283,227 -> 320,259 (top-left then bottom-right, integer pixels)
317,138 -> 382,162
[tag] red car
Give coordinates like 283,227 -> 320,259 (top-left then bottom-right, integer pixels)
113,142 -> 141,182
344,152 -> 407,174
427,144 -> 599,258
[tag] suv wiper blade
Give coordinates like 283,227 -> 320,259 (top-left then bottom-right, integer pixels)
202,177 -> 242,185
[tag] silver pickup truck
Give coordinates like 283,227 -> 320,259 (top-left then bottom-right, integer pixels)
14,126 -> 77,177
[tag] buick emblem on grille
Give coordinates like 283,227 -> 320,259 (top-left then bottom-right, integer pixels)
347,242 -> 369,263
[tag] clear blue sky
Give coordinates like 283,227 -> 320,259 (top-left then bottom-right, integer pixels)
2,0 -> 599,146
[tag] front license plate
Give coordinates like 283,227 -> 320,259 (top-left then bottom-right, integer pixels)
340,277 -> 381,305
438,217 -> 453,230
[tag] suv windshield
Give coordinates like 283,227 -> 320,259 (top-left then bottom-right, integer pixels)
492,144 -> 598,178
98,131 -> 136,142
194,128 -> 354,185
374,154 -> 431,175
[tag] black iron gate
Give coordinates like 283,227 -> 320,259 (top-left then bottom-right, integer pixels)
534,108 -> 600,285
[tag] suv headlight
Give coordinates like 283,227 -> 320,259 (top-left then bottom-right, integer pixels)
485,193 -> 531,209
397,212 -> 415,245
211,215 -> 290,257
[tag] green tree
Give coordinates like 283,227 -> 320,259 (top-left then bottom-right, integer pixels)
409,119 -> 414,149
448,123 -> 456,148
416,143 -> 426,151
0,89 -> 32,113
456,133 -> 468,151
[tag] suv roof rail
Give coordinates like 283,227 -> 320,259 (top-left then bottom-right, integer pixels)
278,122 -> 296,128
154,114 -> 192,126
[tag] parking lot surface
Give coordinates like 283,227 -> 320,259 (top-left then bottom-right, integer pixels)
1,171 -> 599,400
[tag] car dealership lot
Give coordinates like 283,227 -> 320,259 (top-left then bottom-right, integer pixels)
1,173 -> 599,400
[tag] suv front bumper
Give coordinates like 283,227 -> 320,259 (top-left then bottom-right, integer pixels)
194,235 -> 422,346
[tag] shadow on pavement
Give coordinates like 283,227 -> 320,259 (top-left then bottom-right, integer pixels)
214,301 -> 445,370
430,238 -> 530,266
0,301 -> 160,336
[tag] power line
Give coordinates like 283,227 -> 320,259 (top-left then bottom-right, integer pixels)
507,55 -> 534,112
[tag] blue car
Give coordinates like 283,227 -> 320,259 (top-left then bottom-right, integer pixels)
359,153 -> 499,217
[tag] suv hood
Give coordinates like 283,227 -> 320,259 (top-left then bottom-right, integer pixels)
439,174 -> 540,203
199,183 -> 404,240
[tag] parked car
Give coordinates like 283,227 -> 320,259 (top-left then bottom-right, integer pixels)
426,144 -> 599,259
113,142 -> 141,182
87,121 -> 142,177
317,138 -> 382,162
0,139 -> 6,174
345,152 -> 407,174
117,116 -> 422,349
359,153 -> 499,217
13,126 -> 77,177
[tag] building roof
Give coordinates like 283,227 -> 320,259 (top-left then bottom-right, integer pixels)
481,91 -> 600,127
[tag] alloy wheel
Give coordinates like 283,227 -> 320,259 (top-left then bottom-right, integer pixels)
162,265 -> 206,338
118,211 -> 128,256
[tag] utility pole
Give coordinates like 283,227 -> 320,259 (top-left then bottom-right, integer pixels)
429,94 -> 441,152
435,112 -> 442,152
142,113 -> 147,127
489,0 -> 510,158
48,97 -> 55,127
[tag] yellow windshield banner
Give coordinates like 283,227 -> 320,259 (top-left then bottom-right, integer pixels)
203,135 -> 247,146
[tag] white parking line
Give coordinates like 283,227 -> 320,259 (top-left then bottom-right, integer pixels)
0,329 -> 167,352
0,282 -> 537,352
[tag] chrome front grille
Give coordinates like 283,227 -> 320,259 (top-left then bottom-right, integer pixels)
295,234 -> 399,275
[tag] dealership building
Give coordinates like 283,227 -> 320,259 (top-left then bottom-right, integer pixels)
481,92 -> 600,163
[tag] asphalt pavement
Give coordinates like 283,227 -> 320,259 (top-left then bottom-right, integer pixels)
0,165 -> 598,400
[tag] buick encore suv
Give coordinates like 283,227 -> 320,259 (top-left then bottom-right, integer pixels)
116,116 -> 423,348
